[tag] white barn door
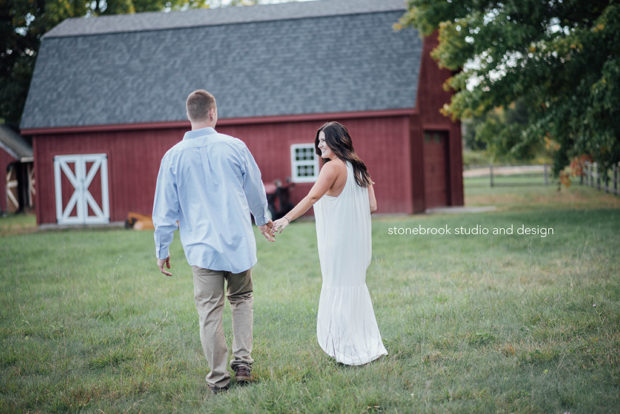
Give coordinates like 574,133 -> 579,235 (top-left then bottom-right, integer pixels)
54,154 -> 110,225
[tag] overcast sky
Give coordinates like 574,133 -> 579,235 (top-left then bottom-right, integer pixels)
216,0 -> 314,6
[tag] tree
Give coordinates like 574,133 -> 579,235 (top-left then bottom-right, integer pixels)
464,99 -> 547,161
398,0 -> 620,175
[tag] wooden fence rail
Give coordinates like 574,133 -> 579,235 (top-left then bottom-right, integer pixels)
487,164 -> 550,187
580,162 -> 619,195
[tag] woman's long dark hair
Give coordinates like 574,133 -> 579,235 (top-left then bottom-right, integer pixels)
315,121 -> 372,188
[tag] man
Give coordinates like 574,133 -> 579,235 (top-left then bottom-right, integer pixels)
153,89 -> 274,394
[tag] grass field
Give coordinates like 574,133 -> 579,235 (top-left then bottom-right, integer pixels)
1,179 -> 619,413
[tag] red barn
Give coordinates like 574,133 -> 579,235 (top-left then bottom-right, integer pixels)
20,0 -> 463,226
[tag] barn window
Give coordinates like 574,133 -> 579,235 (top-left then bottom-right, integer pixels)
290,144 -> 319,183
424,131 -> 447,142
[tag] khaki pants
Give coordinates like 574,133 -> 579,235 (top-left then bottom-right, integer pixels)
192,266 -> 254,388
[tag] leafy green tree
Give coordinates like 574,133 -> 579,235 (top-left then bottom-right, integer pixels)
399,0 -> 620,175
2,0 -> 78,128
464,99 -> 549,162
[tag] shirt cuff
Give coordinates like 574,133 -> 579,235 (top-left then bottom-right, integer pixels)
254,212 -> 270,226
156,245 -> 169,259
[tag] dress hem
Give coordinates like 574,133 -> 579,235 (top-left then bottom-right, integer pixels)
318,341 -> 388,366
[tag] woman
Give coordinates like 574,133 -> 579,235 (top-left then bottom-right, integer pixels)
273,121 -> 387,365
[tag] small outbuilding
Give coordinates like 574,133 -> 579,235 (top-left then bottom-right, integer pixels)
20,0 -> 463,226
0,125 -> 34,214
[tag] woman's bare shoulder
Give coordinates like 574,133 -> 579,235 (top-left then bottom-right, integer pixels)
322,158 -> 347,174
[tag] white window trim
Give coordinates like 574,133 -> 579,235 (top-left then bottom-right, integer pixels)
290,143 -> 319,183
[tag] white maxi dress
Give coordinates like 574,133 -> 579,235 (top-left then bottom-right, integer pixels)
313,161 -> 388,365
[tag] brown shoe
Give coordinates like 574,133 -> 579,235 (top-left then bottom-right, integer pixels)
208,384 -> 229,394
233,365 -> 252,385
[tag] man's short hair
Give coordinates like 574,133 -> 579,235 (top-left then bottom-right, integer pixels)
186,90 -> 216,122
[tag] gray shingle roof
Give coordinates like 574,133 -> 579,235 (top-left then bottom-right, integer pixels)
0,125 -> 32,161
21,0 -> 422,130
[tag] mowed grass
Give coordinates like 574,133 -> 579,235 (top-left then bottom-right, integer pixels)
465,172 -> 620,211
1,180 -> 619,413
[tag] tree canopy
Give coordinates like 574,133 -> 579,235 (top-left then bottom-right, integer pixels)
399,0 -> 620,174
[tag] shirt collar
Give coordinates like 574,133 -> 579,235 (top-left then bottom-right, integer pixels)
183,127 -> 217,140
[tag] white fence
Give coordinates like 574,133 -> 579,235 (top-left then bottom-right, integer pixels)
464,165 -> 550,187
580,162 -> 620,196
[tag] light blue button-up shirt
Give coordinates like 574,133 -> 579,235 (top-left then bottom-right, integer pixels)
153,127 -> 270,273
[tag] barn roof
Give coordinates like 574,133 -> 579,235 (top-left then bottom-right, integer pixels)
21,0 -> 421,130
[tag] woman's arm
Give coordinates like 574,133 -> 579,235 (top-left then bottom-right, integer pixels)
368,183 -> 377,213
273,161 -> 343,232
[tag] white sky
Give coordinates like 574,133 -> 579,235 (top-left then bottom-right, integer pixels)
216,0 -> 314,5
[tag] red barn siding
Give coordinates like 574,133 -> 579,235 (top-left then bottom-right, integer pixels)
415,33 -> 464,209
417,33 -> 455,125
448,122 -> 464,206
220,115 -> 414,214
343,116 -> 413,214
33,128 -> 184,224
409,113 -> 426,213
31,113 -> 414,224
32,138 -> 41,223
423,131 -> 449,208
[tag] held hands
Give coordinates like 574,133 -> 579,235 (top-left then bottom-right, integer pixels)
157,256 -> 172,277
260,217 -> 289,241
259,220 -> 276,242
272,216 -> 290,234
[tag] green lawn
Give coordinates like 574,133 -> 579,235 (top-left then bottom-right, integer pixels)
1,182 -> 618,413
465,174 -> 620,211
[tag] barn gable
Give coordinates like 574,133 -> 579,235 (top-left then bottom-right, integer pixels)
20,0 -> 422,130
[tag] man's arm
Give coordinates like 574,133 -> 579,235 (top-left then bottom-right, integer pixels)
152,154 -> 180,275
239,145 -> 274,241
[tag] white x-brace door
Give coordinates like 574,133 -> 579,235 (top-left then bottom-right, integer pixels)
54,154 -> 110,225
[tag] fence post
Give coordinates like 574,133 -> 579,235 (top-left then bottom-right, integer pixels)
489,164 -> 494,187
595,163 -> 601,190
614,165 -> 618,195
604,166 -> 610,193
544,164 -> 549,185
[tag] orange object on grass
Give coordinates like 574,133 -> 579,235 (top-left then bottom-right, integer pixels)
126,212 -> 154,230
